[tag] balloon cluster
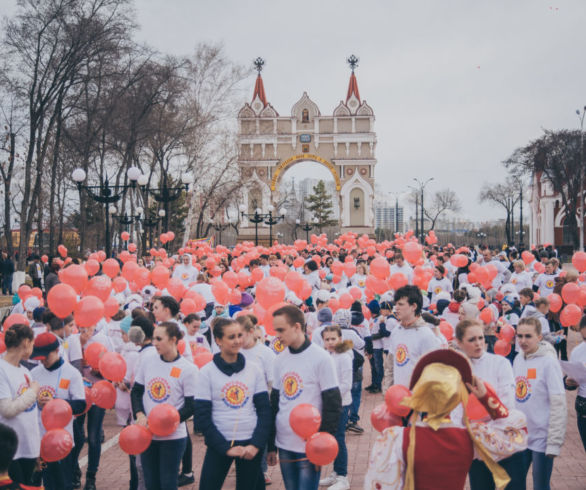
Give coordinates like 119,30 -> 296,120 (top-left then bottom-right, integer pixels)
289,403 -> 338,466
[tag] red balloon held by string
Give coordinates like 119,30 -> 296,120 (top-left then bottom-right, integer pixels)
148,403 -> 180,437
40,429 -> 73,462
289,403 -> 321,440
119,424 -> 152,455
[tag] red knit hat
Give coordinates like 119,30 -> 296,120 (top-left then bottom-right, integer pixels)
31,332 -> 60,360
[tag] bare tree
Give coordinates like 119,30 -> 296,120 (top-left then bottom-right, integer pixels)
479,180 -> 520,244
424,188 -> 461,230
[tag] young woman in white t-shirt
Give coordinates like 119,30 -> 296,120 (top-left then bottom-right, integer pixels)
454,319 -> 524,490
131,321 -> 198,490
319,326 -> 353,490
194,318 -> 271,490
0,324 -> 41,486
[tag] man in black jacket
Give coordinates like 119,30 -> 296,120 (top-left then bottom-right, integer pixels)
0,252 -> 14,295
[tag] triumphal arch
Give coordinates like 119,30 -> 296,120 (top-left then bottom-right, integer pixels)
237,56 -> 377,242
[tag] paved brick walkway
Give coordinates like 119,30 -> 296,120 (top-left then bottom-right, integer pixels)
83,331 -> 586,489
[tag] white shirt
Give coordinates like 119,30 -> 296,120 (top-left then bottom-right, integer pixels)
470,352 -> 515,410
513,349 -> 565,452
427,277 -> 453,304
273,342 -> 339,453
509,271 -> 533,293
190,283 -> 215,304
533,273 -> 558,297
389,323 -> 443,387
569,341 -> 586,398
0,359 -> 40,459
195,357 -> 267,442
31,360 -> 85,440
63,334 -> 83,364
390,263 -> 413,284
184,333 -> 211,354
172,264 -> 198,286
332,350 -> 353,406
134,354 -> 198,441
241,342 -> 276,387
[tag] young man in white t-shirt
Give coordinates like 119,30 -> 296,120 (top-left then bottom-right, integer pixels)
384,285 -> 443,390
267,305 -> 342,490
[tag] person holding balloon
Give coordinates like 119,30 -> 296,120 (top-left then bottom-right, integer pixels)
454,319 -> 526,489
131,321 -> 198,490
30,332 -> 85,490
513,317 -> 566,490
268,304 -> 341,490
0,324 -> 41,486
194,317 -> 271,489
73,322 -> 114,490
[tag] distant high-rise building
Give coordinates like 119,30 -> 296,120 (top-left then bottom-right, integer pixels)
375,203 -> 404,232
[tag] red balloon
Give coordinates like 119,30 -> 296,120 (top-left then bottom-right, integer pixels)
548,293 -> 563,313
494,339 -> 512,356
193,350 -> 213,368
40,428 -> 73,462
151,265 -> 170,289
84,259 -> 100,277
343,262 -> 356,278
223,271 -> 238,289
84,342 -> 107,370
60,265 -> 88,294
389,273 -> 408,290
79,386 -> 92,416
572,251 -> 586,273
148,403 -> 180,436
102,259 -> 120,279
370,257 -> 390,280
338,293 -> 353,310
349,287 -> 362,301
128,243 -> 137,253
479,307 -> 494,325
289,403 -> 321,440
104,296 -> 120,319
561,282 -> 580,305
297,281 -> 312,301
256,277 -> 286,309
99,352 -> 127,382
180,298 -> 196,316
121,231 -> 130,241
384,385 -> 411,417
521,250 -> 534,265
119,424 -> 152,455
122,261 -> 139,281
439,320 -> 453,341
305,432 -> 338,466
370,402 -> 403,433
285,271 -> 304,294
57,245 -> 68,258
47,284 -> 77,319
85,275 -> 112,302
167,278 -> 186,301
74,296 -> 104,328
112,276 -> 128,293
560,304 -> 582,327
229,289 -> 242,305
263,301 -> 289,336
403,242 -> 422,265
41,398 -> 73,430
211,280 -> 230,305
90,380 -> 116,409
3,313 -> 30,329
184,291 -> 206,311
0,333 -> 5,354
499,324 -> 515,343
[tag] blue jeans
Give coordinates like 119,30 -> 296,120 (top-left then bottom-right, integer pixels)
71,405 -> 106,475
349,376 -> 362,424
2,274 -> 12,295
199,439 -> 264,490
333,405 -> 350,477
577,396 -> 586,452
469,451 -> 525,490
278,448 -> 320,490
373,349 -> 384,389
141,438 -> 187,490
521,449 -> 554,490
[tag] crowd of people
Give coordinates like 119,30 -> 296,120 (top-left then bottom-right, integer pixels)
0,233 -> 584,490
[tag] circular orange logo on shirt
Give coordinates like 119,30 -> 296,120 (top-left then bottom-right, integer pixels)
395,344 -> 409,367
546,280 -> 554,289
221,381 -> 249,409
271,338 -> 285,354
515,377 -> 531,403
39,385 -> 56,400
147,377 -> 170,403
282,372 -> 303,400
434,286 -> 442,295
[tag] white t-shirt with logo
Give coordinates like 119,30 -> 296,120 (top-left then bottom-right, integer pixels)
184,333 -> 211,355
0,359 -> 40,459
513,352 -> 565,452
390,263 -> 414,284
427,278 -> 453,304
31,361 -> 85,440
241,342 -> 276,387
62,333 -> 83,364
509,272 -> 533,293
533,273 -> 558,297
273,342 -> 339,453
194,358 -> 267,442
389,324 -> 443,388
134,354 -> 198,441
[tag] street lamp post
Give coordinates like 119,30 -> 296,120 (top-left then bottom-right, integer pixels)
138,173 -> 193,231
239,205 -> 286,246
577,106 -> 586,251
139,210 -> 165,249
72,167 -> 140,258
113,210 -> 142,250
265,205 -> 286,245
296,217 -> 317,242
413,177 -> 434,243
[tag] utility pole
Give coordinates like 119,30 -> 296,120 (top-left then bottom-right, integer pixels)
519,186 -> 524,247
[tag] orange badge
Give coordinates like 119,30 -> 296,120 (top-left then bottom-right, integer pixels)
527,368 -> 537,379
170,367 -> 182,378
59,378 -> 70,390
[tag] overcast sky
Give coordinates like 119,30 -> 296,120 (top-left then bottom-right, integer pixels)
6,0 -> 586,223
